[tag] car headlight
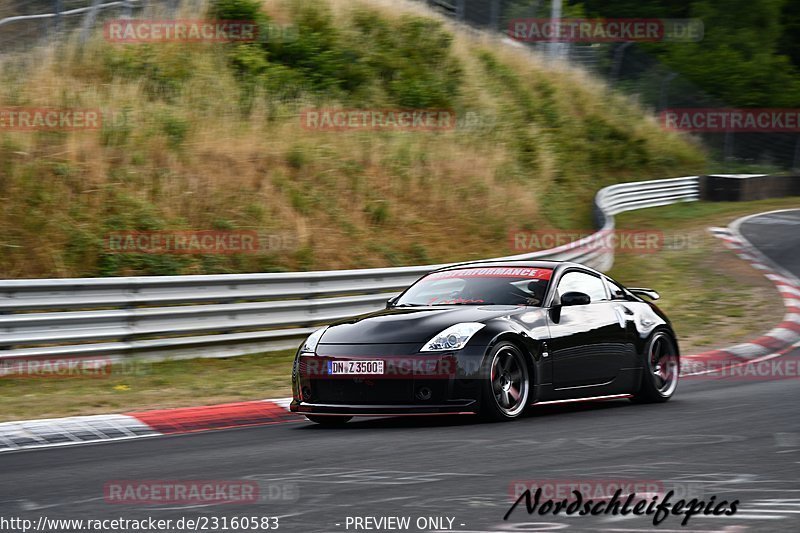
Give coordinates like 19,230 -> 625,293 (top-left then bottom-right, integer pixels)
421,323 -> 485,351
300,327 -> 327,355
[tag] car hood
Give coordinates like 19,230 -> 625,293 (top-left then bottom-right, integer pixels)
319,305 -> 528,345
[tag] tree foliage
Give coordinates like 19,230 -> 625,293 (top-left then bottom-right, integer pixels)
578,0 -> 800,107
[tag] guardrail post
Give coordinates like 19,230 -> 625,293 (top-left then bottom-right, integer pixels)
455,0 -> 465,21
53,0 -> 63,33
80,0 -> 103,45
658,72 -> 677,111
611,42 -> 633,81
723,131 -> 734,170
489,0 -> 499,32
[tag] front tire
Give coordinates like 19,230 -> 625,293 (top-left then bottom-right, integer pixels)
305,415 -> 352,426
632,331 -> 679,403
480,342 -> 530,421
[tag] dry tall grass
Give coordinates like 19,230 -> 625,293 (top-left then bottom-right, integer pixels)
0,0 -> 706,278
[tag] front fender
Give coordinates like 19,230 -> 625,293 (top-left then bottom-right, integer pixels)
470,318 -> 549,400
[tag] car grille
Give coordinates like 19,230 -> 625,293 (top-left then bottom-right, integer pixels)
310,378 -> 416,404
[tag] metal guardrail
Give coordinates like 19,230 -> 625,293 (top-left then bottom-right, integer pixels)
0,1 -> 143,29
0,176 -> 700,362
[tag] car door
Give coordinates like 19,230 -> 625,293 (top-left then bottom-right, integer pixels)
603,276 -> 640,371
546,269 -> 628,391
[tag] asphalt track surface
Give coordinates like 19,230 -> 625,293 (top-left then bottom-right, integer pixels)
2,210 -> 800,533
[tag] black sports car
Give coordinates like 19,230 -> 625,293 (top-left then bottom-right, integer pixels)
290,260 -> 679,425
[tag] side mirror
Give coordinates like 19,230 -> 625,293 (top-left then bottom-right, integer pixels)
628,287 -> 660,300
560,291 -> 591,306
386,296 -> 398,309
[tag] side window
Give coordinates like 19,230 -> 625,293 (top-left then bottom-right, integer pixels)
557,271 -> 608,303
606,278 -> 628,300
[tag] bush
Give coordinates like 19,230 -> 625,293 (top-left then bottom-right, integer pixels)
101,46 -> 194,102
161,114 -> 189,149
214,1 -> 462,108
364,200 -> 389,225
210,0 -> 266,22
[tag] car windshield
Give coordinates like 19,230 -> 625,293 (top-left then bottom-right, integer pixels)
395,267 -> 552,307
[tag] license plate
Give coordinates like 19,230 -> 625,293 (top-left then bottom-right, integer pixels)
328,359 -> 384,375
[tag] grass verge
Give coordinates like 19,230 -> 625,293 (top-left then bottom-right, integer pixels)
610,197 -> 800,352
0,350 -> 295,423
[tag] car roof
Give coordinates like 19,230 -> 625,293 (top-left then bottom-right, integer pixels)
430,259 -> 603,277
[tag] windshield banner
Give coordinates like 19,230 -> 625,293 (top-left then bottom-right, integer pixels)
426,267 -> 553,281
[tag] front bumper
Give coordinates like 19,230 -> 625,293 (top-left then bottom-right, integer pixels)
290,344 -> 487,416
290,401 -> 478,416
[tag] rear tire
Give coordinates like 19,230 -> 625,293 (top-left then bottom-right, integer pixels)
480,342 -> 530,421
306,415 -> 352,426
632,331 -> 679,403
